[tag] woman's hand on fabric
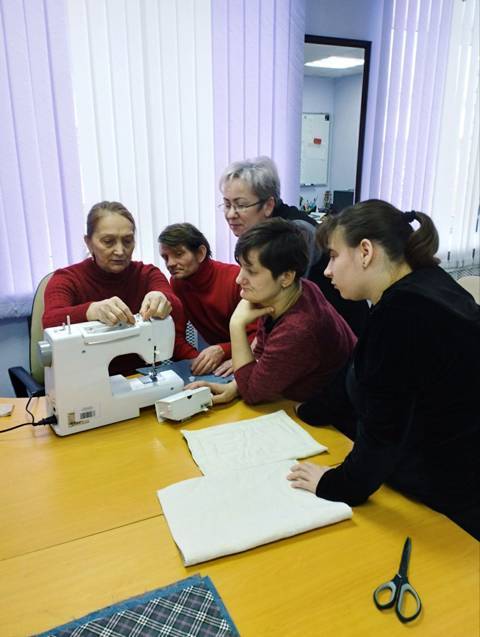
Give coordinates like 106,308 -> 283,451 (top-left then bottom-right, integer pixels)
230,299 -> 274,329
184,380 -> 239,405
86,297 -> 135,325
190,346 -> 225,375
286,462 -> 331,494
140,291 -> 172,320
213,358 -> 234,377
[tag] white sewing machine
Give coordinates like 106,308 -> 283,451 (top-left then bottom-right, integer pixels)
39,315 -> 184,436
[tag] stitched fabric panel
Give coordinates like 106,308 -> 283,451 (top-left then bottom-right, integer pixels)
34,577 -> 239,637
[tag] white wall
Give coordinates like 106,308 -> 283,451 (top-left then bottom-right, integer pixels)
331,74 -> 363,191
306,0 -> 382,40
300,76 -> 334,208
300,72 -> 362,208
303,75 -> 334,113
305,0 -> 384,199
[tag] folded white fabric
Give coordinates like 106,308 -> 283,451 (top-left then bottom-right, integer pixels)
181,410 -> 327,475
158,460 -> 352,566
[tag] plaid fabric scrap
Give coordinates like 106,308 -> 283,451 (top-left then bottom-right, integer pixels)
34,576 -> 239,637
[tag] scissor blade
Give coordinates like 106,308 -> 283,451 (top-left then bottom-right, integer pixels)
399,537 -> 412,577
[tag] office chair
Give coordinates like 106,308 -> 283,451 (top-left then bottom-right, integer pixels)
457,275 -> 480,303
8,273 -> 52,397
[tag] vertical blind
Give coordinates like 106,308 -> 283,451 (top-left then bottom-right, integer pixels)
64,0 -> 305,266
0,0 -> 306,316
0,0 -> 83,315
6,0 -> 476,317
211,0 -> 306,262
431,0 -> 479,266
367,0 -> 479,266
66,0 -> 217,267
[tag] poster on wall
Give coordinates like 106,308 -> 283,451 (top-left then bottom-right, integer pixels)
300,113 -> 330,185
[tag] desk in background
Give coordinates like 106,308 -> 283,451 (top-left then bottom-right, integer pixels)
0,398 -> 478,636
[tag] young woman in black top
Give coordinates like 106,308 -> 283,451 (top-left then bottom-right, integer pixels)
288,199 -> 480,540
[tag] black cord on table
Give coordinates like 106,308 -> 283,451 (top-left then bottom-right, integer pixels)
0,396 -> 56,433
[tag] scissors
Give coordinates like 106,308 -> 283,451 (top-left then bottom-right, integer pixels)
373,537 -> 422,623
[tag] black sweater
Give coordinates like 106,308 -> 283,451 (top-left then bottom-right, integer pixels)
298,266 -> 480,538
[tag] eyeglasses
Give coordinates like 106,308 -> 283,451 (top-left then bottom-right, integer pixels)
217,199 -> 267,214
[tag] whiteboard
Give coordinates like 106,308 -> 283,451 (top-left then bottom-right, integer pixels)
300,113 -> 330,186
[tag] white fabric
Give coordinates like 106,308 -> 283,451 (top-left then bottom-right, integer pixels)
181,410 -> 327,475
158,460 -> 352,566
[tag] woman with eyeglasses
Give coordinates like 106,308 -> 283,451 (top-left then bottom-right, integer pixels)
188,218 -> 356,405
219,156 -> 370,337
288,200 -> 480,539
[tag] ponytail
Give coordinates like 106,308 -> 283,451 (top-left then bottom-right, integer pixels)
404,211 -> 440,269
317,199 -> 441,270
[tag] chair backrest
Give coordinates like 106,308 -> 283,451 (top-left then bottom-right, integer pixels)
29,273 -> 53,384
457,275 -> 480,303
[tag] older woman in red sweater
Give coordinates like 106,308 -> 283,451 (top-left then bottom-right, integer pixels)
43,201 -> 197,374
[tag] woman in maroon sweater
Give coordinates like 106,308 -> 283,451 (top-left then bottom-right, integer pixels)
189,218 -> 356,404
43,201 -> 197,374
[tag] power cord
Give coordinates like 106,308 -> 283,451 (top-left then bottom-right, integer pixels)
0,396 -> 57,433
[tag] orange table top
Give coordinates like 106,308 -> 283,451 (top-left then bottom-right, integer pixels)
0,397 -> 478,637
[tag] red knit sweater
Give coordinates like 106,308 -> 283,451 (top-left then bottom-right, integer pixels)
235,279 -> 357,404
171,258 -> 256,358
42,259 -> 198,372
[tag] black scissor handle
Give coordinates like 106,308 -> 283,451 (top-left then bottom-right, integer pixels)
395,582 -> 422,623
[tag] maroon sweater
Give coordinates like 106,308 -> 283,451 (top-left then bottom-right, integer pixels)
171,258 -> 256,358
235,279 -> 356,404
43,259 -> 198,372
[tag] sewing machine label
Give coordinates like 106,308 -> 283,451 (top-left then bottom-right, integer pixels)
67,405 -> 99,427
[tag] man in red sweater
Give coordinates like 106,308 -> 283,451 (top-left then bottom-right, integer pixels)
158,223 -> 257,376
